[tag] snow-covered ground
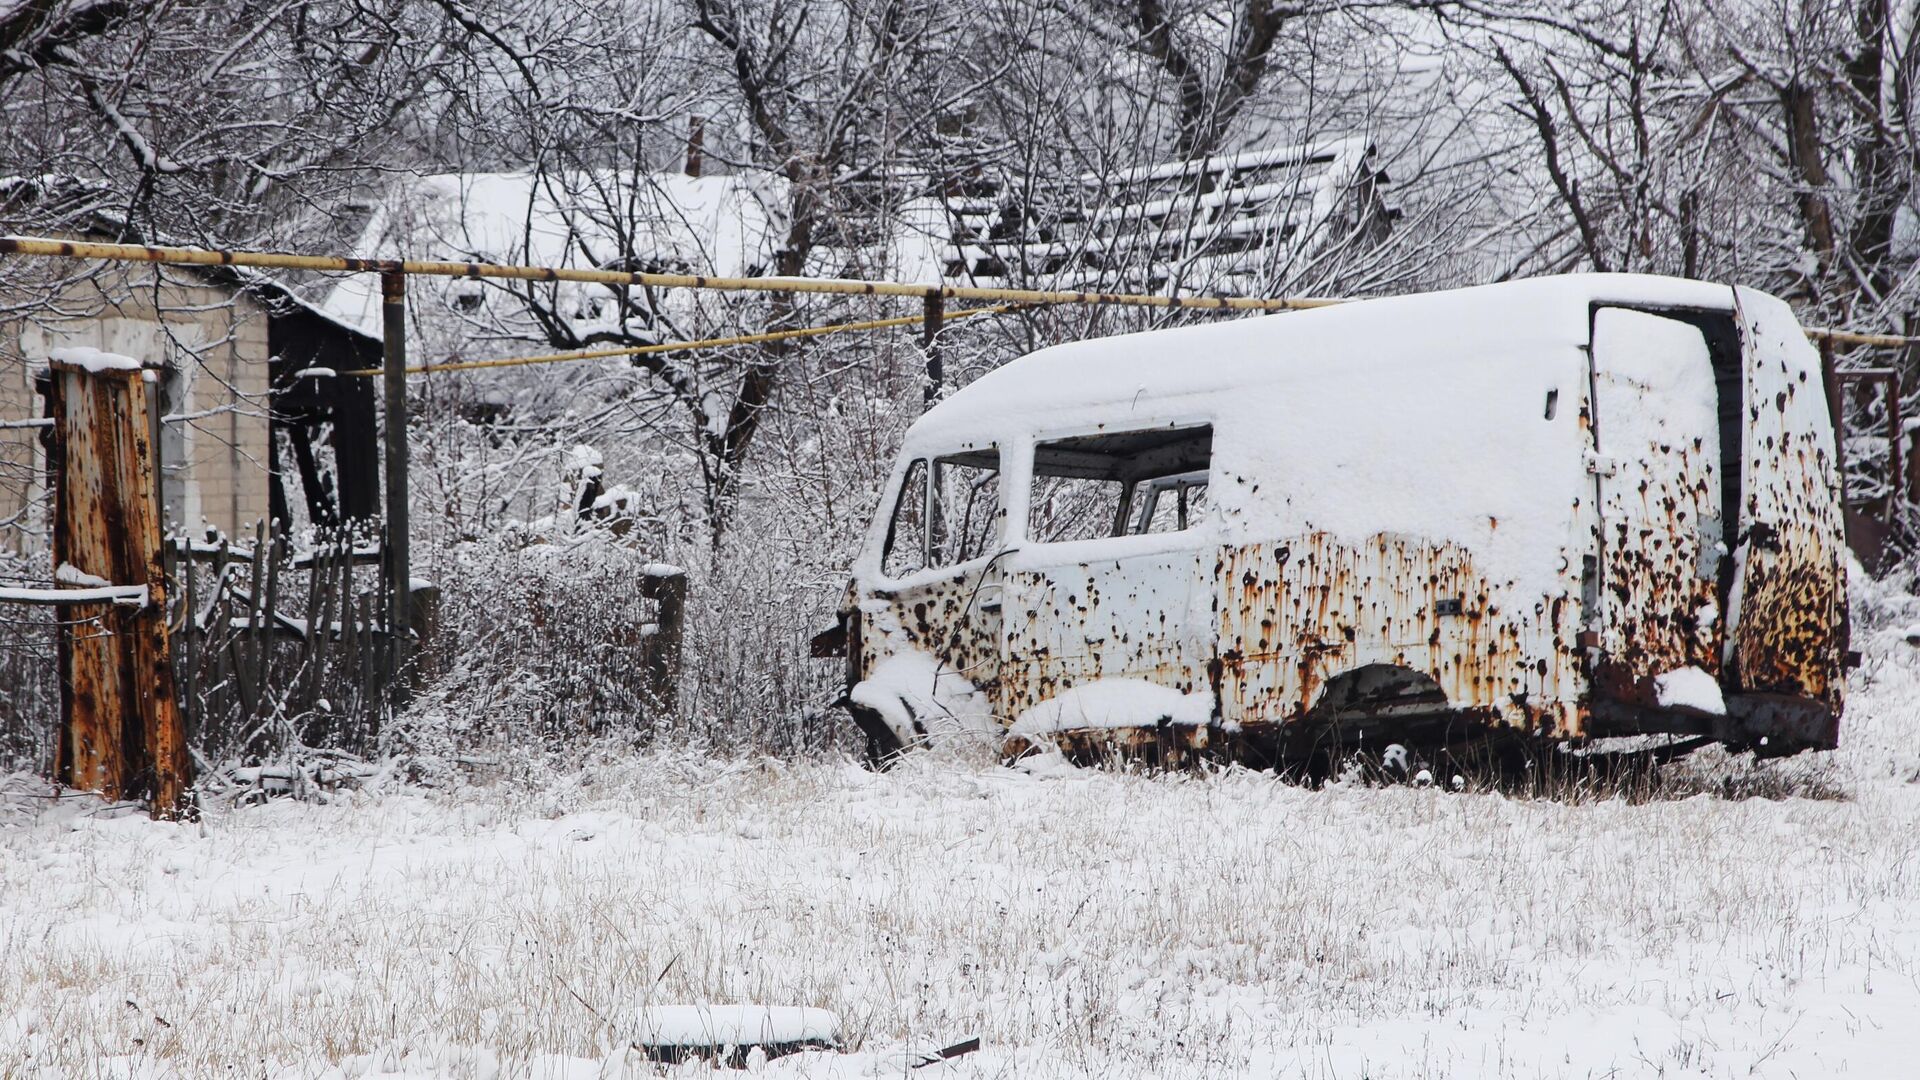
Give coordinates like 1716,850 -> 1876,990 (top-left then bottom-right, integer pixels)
6,608 -> 1920,1078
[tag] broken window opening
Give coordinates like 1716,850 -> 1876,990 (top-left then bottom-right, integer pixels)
1131,470 -> 1210,534
1027,425 -> 1212,544
881,448 -> 1002,577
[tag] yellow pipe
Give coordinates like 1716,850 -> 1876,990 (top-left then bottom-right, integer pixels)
9,234 -> 1917,346
1803,327 -> 1918,348
339,304 -> 1018,376
0,234 -> 1344,312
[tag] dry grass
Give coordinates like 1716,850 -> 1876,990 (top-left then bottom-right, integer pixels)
5,712 -> 1920,1078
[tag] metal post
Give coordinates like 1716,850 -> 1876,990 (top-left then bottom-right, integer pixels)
1821,339 -> 1846,506
381,271 -> 411,704
922,290 -> 943,408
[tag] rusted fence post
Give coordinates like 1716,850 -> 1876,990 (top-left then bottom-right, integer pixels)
381,270 -> 412,706
46,355 -> 191,819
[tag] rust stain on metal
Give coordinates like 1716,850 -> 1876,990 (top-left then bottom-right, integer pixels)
856,567 -> 1004,695
1214,533 -> 1579,738
1727,304 -> 1849,717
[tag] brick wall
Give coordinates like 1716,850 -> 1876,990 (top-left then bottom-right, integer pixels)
0,260 -> 274,554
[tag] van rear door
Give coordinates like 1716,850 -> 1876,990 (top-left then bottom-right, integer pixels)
1587,308 -> 1726,707
1723,288 -> 1847,719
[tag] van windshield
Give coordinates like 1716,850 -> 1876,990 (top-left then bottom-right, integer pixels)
1027,425 -> 1212,544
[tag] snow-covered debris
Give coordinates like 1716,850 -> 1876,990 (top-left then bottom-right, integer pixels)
1382,744 -> 1411,773
1009,679 -> 1212,735
628,1004 -> 839,1054
565,444 -> 604,479
0,582 -> 147,606
1654,666 -> 1727,715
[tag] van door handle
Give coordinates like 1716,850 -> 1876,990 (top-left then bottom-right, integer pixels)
976,584 -> 1003,612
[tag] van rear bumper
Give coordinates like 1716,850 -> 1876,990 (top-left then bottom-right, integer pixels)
1589,693 -> 1838,755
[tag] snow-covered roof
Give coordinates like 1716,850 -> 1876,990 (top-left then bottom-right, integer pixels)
909,274 -> 1740,446
1082,137 -> 1374,189
318,169 -> 790,336
887,137 -> 1387,287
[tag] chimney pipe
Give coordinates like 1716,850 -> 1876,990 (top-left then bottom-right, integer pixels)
685,116 -> 705,178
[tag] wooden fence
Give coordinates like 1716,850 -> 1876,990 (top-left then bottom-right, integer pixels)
170,520 -> 403,762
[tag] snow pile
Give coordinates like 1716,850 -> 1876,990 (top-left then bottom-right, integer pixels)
848,649 -> 996,747
1654,666 -> 1727,715
46,345 -> 141,373
53,562 -> 111,589
1009,679 -> 1213,735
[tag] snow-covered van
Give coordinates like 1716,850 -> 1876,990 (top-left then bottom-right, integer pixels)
819,275 -> 1850,766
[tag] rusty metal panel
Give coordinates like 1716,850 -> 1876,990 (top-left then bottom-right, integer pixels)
854,563 -> 1004,697
48,360 -> 190,818
1587,308 -> 1724,705
1728,291 -> 1848,709
1216,533 -> 1582,737
996,548 -> 1212,717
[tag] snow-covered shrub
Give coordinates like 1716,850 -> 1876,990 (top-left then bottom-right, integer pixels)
395,525 -> 681,757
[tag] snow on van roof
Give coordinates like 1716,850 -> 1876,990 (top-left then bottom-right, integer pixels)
910,274 -> 1739,448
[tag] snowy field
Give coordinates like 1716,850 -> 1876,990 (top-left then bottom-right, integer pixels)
6,617 -> 1920,1078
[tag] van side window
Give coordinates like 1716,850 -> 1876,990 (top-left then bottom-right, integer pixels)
1028,425 -> 1212,543
881,449 -> 1002,577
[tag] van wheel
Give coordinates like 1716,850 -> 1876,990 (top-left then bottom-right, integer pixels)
847,702 -> 907,770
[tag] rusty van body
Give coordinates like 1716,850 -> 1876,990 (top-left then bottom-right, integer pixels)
821,275 -> 1850,766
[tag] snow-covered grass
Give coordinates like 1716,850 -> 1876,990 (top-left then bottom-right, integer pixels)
6,600 -> 1920,1078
